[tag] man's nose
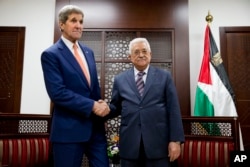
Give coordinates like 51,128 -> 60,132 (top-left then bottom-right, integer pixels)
76,22 -> 83,28
138,52 -> 145,57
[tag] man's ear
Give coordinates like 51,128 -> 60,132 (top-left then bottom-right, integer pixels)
128,55 -> 131,60
59,22 -> 64,32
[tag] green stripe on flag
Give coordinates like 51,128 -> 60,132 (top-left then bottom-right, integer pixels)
194,86 -> 222,135
194,86 -> 214,116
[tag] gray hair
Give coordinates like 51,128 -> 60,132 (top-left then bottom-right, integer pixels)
128,38 -> 151,55
58,5 -> 84,24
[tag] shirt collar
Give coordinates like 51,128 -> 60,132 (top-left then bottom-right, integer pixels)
134,65 -> 149,76
61,35 -> 79,50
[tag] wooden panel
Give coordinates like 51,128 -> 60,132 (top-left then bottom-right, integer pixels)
0,113 -> 51,138
68,0 -> 173,29
0,27 -> 25,113
179,116 -> 239,167
220,26 -> 250,150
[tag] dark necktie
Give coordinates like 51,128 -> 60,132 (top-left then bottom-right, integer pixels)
136,71 -> 145,96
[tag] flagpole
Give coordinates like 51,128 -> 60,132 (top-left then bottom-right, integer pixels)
205,10 -> 213,26
201,10 -> 244,151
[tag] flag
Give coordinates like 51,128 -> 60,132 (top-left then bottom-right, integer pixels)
194,25 -> 244,150
194,25 -> 237,116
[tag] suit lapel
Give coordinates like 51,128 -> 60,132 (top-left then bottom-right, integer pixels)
125,69 -> 142,99
141,66 -> 155,100
78,43 -> 93,88
57,40 -> 90,88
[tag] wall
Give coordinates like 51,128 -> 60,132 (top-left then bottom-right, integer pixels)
0,0 -> 56,114
0,0 -> 249,114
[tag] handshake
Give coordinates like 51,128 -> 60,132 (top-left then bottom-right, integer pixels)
92,100 -> 110,117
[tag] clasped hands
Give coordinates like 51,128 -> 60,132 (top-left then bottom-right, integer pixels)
92,99 -> 110,117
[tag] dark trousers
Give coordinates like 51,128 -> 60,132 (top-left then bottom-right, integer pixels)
121,138 -> 170,167
52,132 -> 109,167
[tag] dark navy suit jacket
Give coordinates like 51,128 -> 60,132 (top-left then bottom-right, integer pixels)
41,39 -> 105,143
109,66 -> 185,159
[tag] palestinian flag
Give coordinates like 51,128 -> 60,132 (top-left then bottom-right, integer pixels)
193,25 -> 244,150
194,25 -> 237,117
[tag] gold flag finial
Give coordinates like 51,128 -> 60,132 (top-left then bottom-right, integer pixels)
205,10 -> 213,24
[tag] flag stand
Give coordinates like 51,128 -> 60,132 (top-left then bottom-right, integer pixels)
193,10 -> 245,150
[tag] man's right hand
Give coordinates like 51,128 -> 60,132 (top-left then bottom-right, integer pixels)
92,100 -> 110,117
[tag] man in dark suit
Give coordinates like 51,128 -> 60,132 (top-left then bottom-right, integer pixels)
109,38 -> 185,167
41,5 -> 110,167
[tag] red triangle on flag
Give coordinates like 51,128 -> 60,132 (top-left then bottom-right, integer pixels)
198,25 -> 212,85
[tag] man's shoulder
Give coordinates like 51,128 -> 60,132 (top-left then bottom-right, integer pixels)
78,42 -> 93,52
118,68 -> 132,75
42,41 -> 63,56
150,66 -> 171,75
115,69 -> 132,80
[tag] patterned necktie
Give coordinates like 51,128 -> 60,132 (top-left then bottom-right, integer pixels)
73,44 -> 90,85
136,71 -> 145,96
